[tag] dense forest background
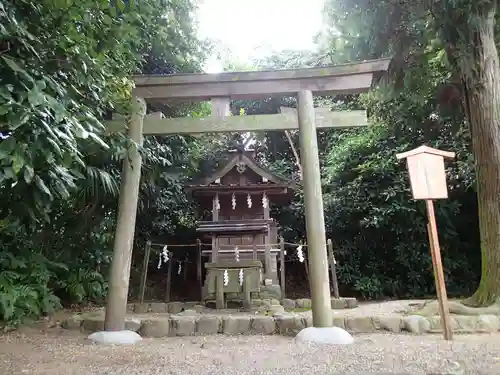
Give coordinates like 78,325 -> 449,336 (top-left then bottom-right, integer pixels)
0,0 -> 489,327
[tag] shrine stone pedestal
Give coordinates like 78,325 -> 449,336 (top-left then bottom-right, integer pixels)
203,260 -> 263,309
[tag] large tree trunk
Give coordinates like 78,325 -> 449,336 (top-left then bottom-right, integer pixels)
457,4 -> 500,306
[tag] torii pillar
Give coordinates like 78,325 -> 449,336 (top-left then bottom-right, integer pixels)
297,90 -> 331,326
104,97 -> 146,331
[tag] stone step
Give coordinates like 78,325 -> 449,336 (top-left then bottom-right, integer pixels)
127,296 -> 359,314
62,312 -> 500,338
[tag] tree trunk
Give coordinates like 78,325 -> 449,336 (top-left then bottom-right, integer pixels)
457,5 -> 500,306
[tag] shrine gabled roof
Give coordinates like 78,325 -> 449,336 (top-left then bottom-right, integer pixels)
188,150 -> 297,189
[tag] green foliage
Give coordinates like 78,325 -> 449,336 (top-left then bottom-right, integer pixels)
0,0 -> 490,327
0,0 -> 208,327
222,17 -> 481,300
58,269 -> 107,304
309,0 -> 482,299
1,0 -> 140,225
323,120 -> 478,298
0,229 -> 63,328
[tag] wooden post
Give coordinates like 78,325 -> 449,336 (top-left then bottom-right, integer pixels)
197,239 -> 203,301
211,97 -> 231,117
138,240 -> 152,304
211,193 -> 220,264
279,236 -> 286,299
396,145 -> 455,341
211,236 -> 218,262
297,90 -> 332,327
426,200 -> 453,340
426,224 -> 439,289
104,96 -> 146,331
183,256 -> 188,282
303,250 -> 311,296
264,242 -> 272,281
242,274 -> 251,310
327,239 -> 340,298
263,194 -> 272,281
165,252 -> 173,303
212,194 -> 219,221
215,271 -> 225,309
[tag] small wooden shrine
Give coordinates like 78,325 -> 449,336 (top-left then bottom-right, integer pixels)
186,147 -> 297,307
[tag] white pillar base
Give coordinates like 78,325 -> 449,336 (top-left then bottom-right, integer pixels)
87,330 -> 142,345
295,326 -> 353,345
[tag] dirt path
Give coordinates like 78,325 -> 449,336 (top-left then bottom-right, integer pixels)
1,327 -> 499,375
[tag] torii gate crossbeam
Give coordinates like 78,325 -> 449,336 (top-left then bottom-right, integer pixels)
103,58 -> 391,331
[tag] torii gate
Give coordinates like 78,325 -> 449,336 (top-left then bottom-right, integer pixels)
104,58 -> 391,331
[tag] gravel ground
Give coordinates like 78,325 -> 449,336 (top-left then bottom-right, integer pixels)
1,328 -> 499,375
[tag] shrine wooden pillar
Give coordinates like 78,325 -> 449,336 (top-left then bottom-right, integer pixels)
105,96 -> 146,331
297,90 -> 332,328
212,193 -> 219,262
210,97 -> 230,263
263,193 -> 272,280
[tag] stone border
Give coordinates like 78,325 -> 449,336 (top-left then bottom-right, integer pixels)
128,297 -> 358,314
62,314 -> 500,337
283,297 -> 358,310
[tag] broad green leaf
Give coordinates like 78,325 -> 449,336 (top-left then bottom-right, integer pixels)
34,175 -> 52,198
0,137 -> 16,156
88,132 -> 110,149
1,56 -> 34,83
10,153 -> 25,174
2,56 -> 25,74
8,111 -> 31,130
3,166 -> 16,180
23,165 -> 35,184
27,87 -> 45,107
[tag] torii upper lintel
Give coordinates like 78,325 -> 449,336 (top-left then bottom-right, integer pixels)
132,57 -> 391,101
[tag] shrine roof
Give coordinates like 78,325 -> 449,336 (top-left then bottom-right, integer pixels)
186,149 -> 298,191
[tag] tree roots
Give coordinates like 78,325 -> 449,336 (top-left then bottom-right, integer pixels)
413,299 -> 500,316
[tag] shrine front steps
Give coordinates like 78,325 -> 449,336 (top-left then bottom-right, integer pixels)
62,313 -> 500,337
127,297 -> 359,315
